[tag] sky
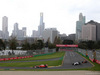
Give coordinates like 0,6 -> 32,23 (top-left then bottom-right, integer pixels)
0,0 -> 100,36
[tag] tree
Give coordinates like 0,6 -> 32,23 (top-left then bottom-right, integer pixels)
31,43 -> 37,50
53,36 -> 62,45
62,39 -> 74,44
0,39 -> 5,50
78,40 -> 96,49
22,39 -> 31,50
48,43 -> 56,49
87,40 -> 95,49
78,42 -> 87,49
9,37 -> 17,50
37,40 -> 44,49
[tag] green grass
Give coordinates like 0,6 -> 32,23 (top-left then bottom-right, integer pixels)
5,51 -> 65,61
0,51 -> 65,67
0,60 -> 62,67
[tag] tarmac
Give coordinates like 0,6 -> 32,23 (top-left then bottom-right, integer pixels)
0,71 -> 100,75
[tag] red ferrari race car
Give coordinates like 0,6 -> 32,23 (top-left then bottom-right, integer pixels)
82,60 -> 87,63
34,64 -> 48,68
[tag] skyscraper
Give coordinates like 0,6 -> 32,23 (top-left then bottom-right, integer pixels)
12,23 -> 19,37
76,13 -> 86,41
38,12 -> 45,37
22,27 -> 26,37
2,16 -> 9,40
12,23 -> 26,39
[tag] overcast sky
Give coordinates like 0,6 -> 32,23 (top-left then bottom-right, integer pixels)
0,0 -> 100,36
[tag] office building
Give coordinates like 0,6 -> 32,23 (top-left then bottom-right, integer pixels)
31,30 -> 38,38
12,23 -> 19,37
22,27 -> 27,37
86,20 -> 100,41
38,12 -> 45,37
12,23 -> 26,40
0,31 -> 3,39
2,16 -> 9,40
42,28 -> 58,43
76,13 -> 86,41
67,34 -> 76,41
82,24 -> 96,41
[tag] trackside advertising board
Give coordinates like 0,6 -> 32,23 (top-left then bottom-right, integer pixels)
56,44 -> 78,47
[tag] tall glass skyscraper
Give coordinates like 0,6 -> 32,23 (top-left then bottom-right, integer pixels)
2,16 -> 9,40
38,12 -> 45,37
76,13 -> 86,41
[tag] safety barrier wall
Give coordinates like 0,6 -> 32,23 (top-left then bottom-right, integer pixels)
0,56 -> 33,61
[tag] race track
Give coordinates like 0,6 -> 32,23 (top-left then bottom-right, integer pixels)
0,51 -> 93,69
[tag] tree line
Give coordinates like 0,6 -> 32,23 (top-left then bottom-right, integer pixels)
0,36 -> 99,51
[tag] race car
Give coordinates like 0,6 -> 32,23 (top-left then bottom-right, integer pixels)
82,60 -> 87,63
34,64 -> 48,68
72,62 -> 81,65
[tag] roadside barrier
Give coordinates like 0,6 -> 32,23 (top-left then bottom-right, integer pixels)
0,52 -> 55,61
96,60 -> 100,64
0,55 -> 33,61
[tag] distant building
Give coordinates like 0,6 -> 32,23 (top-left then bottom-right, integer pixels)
59,34 -> 67,41
82,24 -> 96,41
12,23 -> 27,40
0,31 -> 3,39
31,30 -> 38,38
67,34 -> 76,41
2,16 -> 9,40
76,13 -> 86,41
22,27 -> 27,37
86,20 -> 100,41
42,28 -> 59,43
12,23 -> 19,37
38,12 -> 45,37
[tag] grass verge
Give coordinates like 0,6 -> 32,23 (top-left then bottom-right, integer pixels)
3,51 -> 65,61
0,59 -> 62,67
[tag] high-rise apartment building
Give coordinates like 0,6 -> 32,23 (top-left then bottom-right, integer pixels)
38,12 -> 45,37
2,16 -> 9,40
76,13 -> 85,41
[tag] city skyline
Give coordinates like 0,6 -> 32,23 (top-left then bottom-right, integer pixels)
0,0 -> 100,36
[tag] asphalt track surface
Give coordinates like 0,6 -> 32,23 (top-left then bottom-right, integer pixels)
0,51 -> 93,69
